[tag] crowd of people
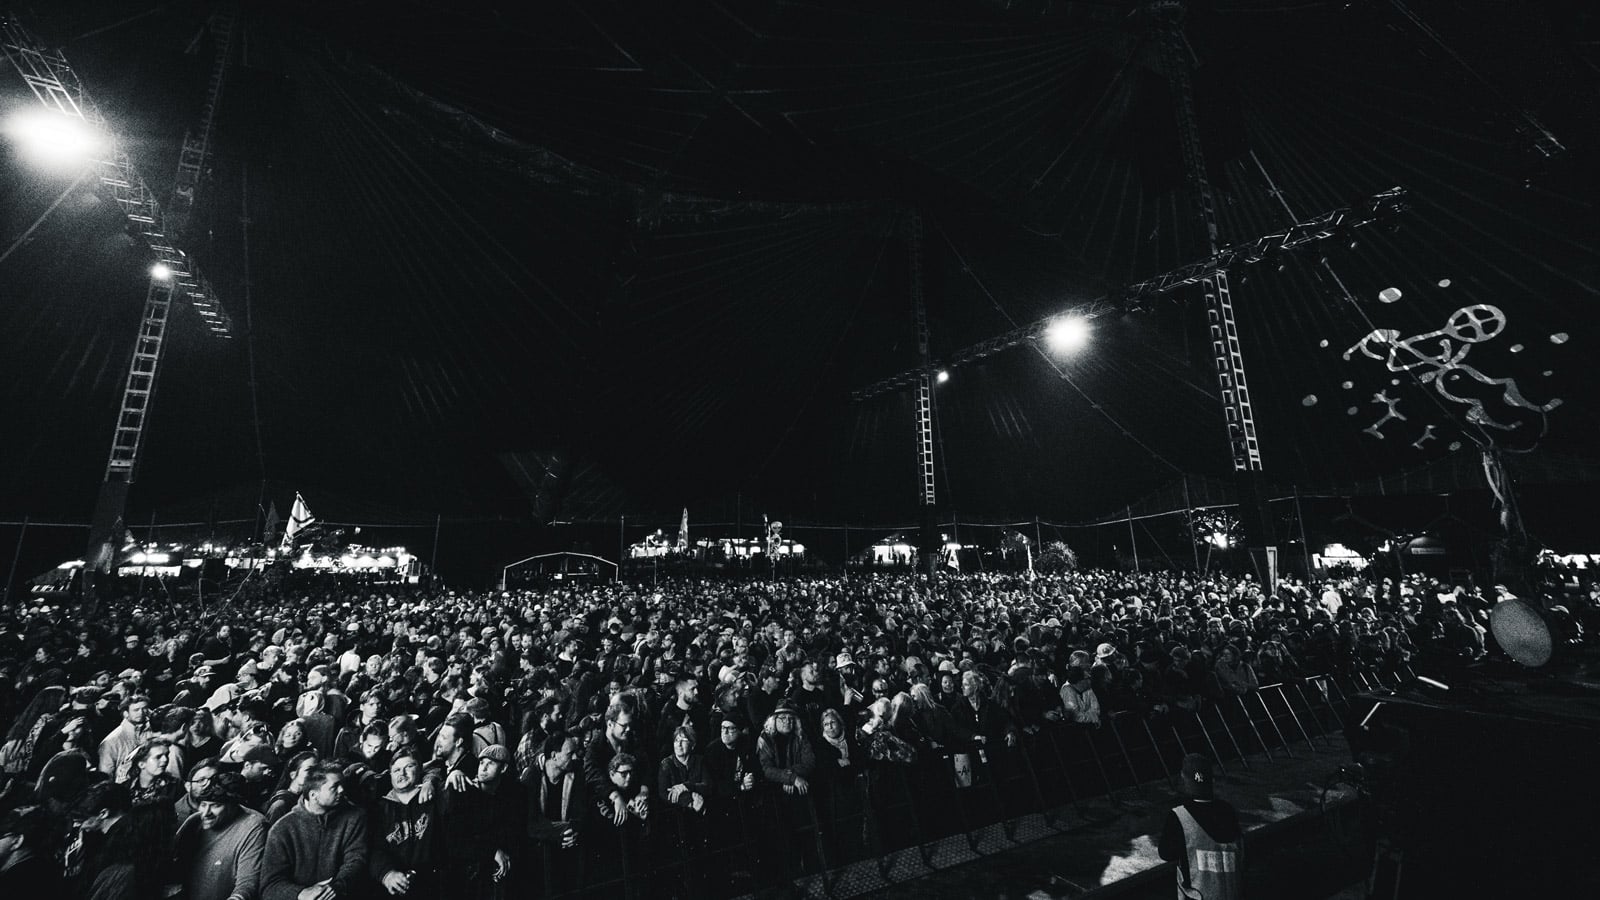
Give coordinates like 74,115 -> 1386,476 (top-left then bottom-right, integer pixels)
0,565 -> 1590,899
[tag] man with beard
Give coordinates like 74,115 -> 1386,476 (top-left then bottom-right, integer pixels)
97,693 -> 150,781
368,751 -> 440,898
584,702 -> 651,822
526,734 -> 586,896
174,772 -> 268,900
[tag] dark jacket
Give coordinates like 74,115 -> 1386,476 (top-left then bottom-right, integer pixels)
527,767 -> 588,845
656,754 -> 711,806
368,789 -> 442,879
260,803 -> 368,900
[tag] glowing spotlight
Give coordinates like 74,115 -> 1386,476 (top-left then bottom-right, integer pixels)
1210,532 -> 1230,549
935,369 -> 950,384
150,263 -> 172,281
1044,315 -> 1091,354
3,108 -> 102,173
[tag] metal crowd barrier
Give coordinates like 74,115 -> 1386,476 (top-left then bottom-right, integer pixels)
537,665 -> 1409,900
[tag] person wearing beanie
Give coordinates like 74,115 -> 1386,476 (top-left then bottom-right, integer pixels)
1158,754 -> 1242,899
173,772 -> 268,900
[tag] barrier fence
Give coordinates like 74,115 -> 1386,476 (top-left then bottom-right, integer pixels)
532,665 -> 1409,900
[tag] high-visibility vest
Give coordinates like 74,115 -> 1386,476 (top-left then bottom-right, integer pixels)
1174,805 -> 1242,900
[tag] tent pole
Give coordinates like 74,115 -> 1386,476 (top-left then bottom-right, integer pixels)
618,515 -> 625,582
429,514 -> 442,585
1184,476 -> 1200,573
3,515 -> 28,605
1294,485 -> 1313,578
1127,506 -> 1140,573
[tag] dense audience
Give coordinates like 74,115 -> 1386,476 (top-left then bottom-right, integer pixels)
0,566 -> 1591,898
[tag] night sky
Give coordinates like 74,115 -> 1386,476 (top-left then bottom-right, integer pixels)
2,1 -> 1597,571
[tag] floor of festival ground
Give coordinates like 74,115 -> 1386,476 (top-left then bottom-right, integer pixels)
823,734 -> 1371,900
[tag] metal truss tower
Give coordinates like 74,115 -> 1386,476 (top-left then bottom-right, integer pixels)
852,188 -> 1406,401
166,8 -> 237,242
907,211 -> 937,509
1153,1 -> 1261,473
1,15 -> 236,575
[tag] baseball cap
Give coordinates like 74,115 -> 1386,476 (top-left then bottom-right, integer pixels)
241,746 -> 279,768
479,744 -> 511,764
1180,753 -> 1215,800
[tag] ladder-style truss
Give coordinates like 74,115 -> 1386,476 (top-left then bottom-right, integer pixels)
166,8 -> 237,241
1155,2 -> 1262,472
851,188 -> 1406,402
908,211 -> 937,507
106,277 -> 178,481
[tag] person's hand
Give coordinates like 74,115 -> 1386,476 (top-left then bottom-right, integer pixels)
667,784 -> 686,802
974,734 -> 988,745
791,775 -> 809,796
741,772 -> 755,791
380,870 -> 412,895
416,779 -> 435,803
1005,732 -> 1017,747
444,770 -> 471,792
611,795 -> 628,825
297,885 -> 335,900
493,849 -> 511,882
558,823 -> 577,849
628,793 -> 649,817
689,792 -> 705,813
782,784 -> 795,795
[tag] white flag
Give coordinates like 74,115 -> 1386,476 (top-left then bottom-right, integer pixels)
281,492 -> 316,552
678,507 -> 689,550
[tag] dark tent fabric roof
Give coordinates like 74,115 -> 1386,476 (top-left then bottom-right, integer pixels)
2,1 -> 1598,534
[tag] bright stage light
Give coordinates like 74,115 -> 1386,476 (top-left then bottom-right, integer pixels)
1210,532 -> 1230,549
3,108 -> 102,173
151,262 -> 172,281
936,370 -> 950,384
1044,315 -> 1091,354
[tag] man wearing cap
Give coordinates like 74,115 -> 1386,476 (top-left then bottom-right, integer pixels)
208,660 -> 262,712
439,743 -> 522,898
174,771 -> 269,900
1158,754 -> 1242,900
239,745 -> 281,813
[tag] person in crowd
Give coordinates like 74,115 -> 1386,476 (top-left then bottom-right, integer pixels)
0,805 -> 64,894
237,745 -> 280,813
1158,754 -> 1242,900
1215,645 -> 1259,696
655,675 -> 706,759
657,724 -> 709,813
173,772 -> 268,900
175,757 -> 222,823
1059,665 -> 1102,726
274,719 -> 312,761
72,780 -> 171,900
438,744 -> 520,898
333,692 -> 385,763
586,701 -> 650,821
424,714 -> 477,787
368,750 -> 441,899
260,764 -> 367,900
757,702 -> 814,796
526,734 -> 586,895
98,693 -> 150,782
123,737 -> 182,809
265,751 -> 320,825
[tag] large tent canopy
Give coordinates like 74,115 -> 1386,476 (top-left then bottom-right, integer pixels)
2,0 -> 1597,533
